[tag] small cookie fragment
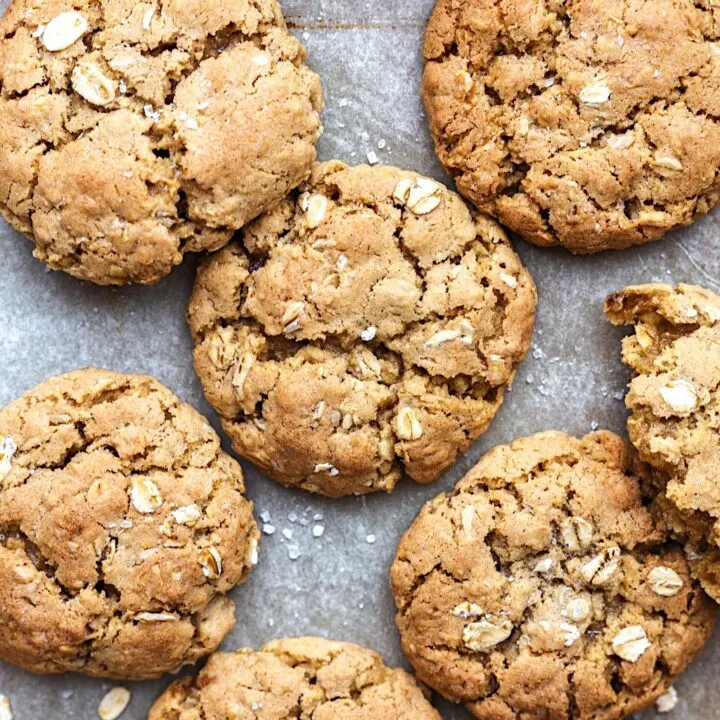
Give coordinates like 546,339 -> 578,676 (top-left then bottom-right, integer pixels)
422,0 -> 720,253
147,637 -> 440,720
0,0 -> 323,285
188,161 -> 537,497
0,369 -> 259,679
606,283 -> 720,601
391,431 -> 716,720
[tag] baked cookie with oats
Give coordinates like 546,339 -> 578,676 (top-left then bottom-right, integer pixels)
0,368 -> 260,679
0,0 -> 323,284
188,161 -> 537,498
423,0 -> 720,253
148,637 -> 441,720
391,431 -> 716,720
606,283 -> 720,602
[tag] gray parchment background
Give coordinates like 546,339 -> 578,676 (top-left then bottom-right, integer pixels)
0,1 -> 718,718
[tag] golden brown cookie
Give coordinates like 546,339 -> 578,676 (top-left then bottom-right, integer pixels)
0,0 -> 323,285
606,283 -> 720,602
391,431 -> 716,720
423,0 -> 720,254
188,161 -> 537,498
148,637 -> 441,720
0,368 -> 260,679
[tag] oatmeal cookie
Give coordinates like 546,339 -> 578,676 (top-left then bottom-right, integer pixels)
391,431 -> 716,719
0,368 -> 260,679
0,0 -> 323,284
148,637 -> 440,720
606,283 -> 720,602
188,161 -> 537,497
423,0 -> 720,253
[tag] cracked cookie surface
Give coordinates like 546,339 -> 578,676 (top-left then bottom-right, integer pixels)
148,637 -> 441,720
0,0 -> 323,285
188,161 -> 537,498
606,283 -> 720,602
391,431 -> 716,720
423,0 -> 720,254
0,368 -> 260,679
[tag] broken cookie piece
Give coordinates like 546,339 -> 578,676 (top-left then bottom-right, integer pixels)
391,431 -> 716,719
0,0 -> 323,284
148,637 -> 440,720
606,282 -> 720,601
0,369 -> 260,679
188,161 -> 537,497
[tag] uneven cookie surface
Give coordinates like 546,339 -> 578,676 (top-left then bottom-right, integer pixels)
423,0 -> 720,253
148,637 -> 441,720
606,283 -> 720,602
0,0 -> 323,284
0,369 -> 259,679
188,161 -> 537,497
391,431 -> 716,720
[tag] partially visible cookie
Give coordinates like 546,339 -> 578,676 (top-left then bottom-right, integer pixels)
0,368 -> 260,679
606,283 -> 720,602
391,431 -> 716,720
148,637 -> 441,720
0,0 -> 323,284
423,0 -> 720,253
188,161 -> 537,497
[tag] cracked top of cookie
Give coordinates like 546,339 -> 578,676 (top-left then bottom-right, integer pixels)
0,368 -> 259,680
188,161 -> 537,497
391,431 -> 716,720
423,0 -> 720,254
606,282 -> 720,601
148,637 -> 441,720
0,0 -> 323,285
